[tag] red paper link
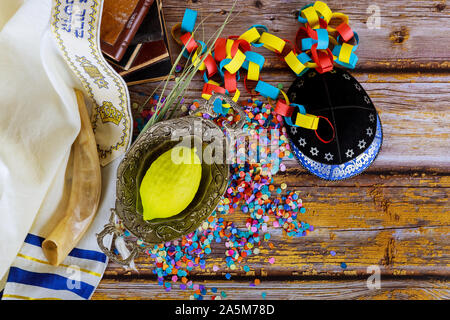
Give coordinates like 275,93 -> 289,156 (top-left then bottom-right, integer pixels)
314,116 -> 335,144
276,39 -> 294,60
335,23 -> 354,43
203,54 -> 218,77
180,32 -> 198,53
203,82 -> 227,96
230,39 -> 251,57
310,44 -> 334,74
244,75 -> 259,97
214,38 -> 227,62
274,99 -> 294,117
224,70 -> 237,93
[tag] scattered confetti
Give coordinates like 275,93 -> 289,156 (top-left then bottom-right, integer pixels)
130,97 -> 313,300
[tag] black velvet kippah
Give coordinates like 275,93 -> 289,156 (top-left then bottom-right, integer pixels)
285,67 -> 383,180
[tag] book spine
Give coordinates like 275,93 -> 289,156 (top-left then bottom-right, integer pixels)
115,0 -> 154,61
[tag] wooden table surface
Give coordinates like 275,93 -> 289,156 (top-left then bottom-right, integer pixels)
93,0 -> 450,300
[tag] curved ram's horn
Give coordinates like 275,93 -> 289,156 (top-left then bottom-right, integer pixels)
42,89 -> 102,266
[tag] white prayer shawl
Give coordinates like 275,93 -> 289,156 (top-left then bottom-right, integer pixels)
0,0 -> 132,299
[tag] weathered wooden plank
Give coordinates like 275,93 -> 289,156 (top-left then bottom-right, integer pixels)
129,72 -> 450,170
93,278 -> 450,300
161,0 -> 450,70
104,185 -> 450,277
272,170 -> 450,188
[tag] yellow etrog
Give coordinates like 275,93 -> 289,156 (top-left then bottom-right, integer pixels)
140,146 -> 201,221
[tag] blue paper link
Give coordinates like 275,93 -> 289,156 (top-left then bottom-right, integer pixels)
218,59 -> 241,81
255,80 -> 280,100
284,103 -> 306,126
249,24 -> 268,47
213,98 -> 229,115
181,8 -> 198,33
297,3 -> 314,23
301,29 -> 329,50
242,51 -> 265,70
182,40 -> 207,59
336,32 -> 359,51
332,45 -> 358,69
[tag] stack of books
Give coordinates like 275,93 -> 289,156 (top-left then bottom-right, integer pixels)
100,0 -> 173,85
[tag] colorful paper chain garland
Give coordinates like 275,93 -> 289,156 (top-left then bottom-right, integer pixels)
172,1 -> 358,142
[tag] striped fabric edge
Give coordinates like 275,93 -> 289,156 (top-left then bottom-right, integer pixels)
2,282 -> 80,300
24,234 -> 107,263
6,267 -> 95,299
2,233 -> 110,300
18,236 -> 105,283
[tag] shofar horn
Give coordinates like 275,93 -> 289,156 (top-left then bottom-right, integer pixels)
42,89 -> 102,266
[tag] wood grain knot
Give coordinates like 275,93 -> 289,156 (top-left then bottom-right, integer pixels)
254,0 -> 263,9
382,238 -> 396,266
389,27 -> 410,45
435,2 -> 446,12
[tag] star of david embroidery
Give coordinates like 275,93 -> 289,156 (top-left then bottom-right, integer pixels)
345,149 -> 354,158
310,147 -> 319,156
290,126 -> 298,134
298,137 -> 306,147
324,153 -> 334,161
366,127 -> 373,137
364,96 -> 371,104
343,73 -> 351,80
369,114 -> 375,123
358,139 -> 366,149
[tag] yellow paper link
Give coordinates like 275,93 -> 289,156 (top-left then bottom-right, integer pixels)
284,51 -> 307,75
295,113 -> 319,130
339,43 -> 354,64
239,27 -> 261,44
224,49 -> 246,74
192,47 -> 206,71
301,6 -> 320,29
327,12 -> 349,33
280,89 -> 290,105
305,61 -> 318,69
232,89 -> 240,102
201,80 -> 221,100
223,89 -> 241,108
260,32 -> 286,53
247,61 -> 261,81
170,22 -> 183,45
313,1 -> 333,23
226,39 -> 235,59
201,92 -> 212,101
